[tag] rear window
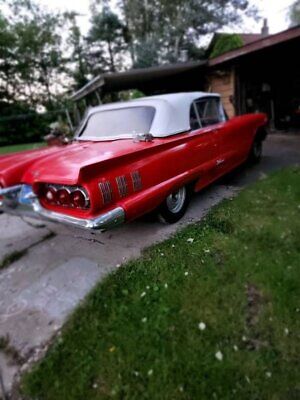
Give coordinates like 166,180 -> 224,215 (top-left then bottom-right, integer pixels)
79,106 -> 155,139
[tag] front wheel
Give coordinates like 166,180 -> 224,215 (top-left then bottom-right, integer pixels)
157,185 -> 191,224
248,139 -> 263,164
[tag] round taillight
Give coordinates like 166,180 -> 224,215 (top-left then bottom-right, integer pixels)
57,188 -> 71,206
45,187 -> 57,203
71,189 -> 88,208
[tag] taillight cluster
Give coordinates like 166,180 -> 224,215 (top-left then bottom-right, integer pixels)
42,184 -> 90,209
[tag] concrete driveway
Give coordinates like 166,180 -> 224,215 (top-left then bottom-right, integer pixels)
0,133 -> 299,395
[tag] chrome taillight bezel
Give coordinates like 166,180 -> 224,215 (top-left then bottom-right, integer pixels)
70,188 -> 90,209
56,187 -> 72,206
42,184 -> 90,209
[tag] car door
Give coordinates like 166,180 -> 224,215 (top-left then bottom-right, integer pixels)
189,98 -> 223,190
193,97 -> 228,181
215,116 -> 249,174
194,96 -> 248,178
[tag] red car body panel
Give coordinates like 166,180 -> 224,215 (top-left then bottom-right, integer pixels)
0,112 -> 267,226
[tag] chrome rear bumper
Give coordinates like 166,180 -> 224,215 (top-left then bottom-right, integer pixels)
0,184 -> 125,230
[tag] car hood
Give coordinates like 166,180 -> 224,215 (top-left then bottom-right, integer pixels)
19,139 -> 161,185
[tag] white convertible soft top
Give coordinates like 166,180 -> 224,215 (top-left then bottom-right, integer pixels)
77,92 -> 220,139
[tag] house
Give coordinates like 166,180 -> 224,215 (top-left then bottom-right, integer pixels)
207,22 -> 300,129
205,20 -> 270,118
71,21 -> 300,131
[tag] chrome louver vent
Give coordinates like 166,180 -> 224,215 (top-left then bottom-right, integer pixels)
131,171 -> 142,192
116,176 -> 128,198
99,181 -> 113,205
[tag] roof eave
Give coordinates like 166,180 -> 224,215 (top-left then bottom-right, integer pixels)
70,60 -> 207,102
208,25 -> 300,67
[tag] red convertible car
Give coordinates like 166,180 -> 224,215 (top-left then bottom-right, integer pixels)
0,92 -> 267,230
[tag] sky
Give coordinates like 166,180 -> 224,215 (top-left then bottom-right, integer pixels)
37,0 -> 295,34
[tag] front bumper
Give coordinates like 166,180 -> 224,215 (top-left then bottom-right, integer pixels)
0,184 -> 125,230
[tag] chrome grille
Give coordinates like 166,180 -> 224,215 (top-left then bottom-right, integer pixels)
99,181 -> 113,205
131,171 -> 142,192
116,176 -> 128,198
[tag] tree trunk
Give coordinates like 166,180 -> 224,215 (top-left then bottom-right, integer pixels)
120,0 -> 135,65
107,41 -> 116,72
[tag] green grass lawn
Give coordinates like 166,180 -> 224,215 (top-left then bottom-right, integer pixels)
22,167 -> 300,400
0,142 -> 45,155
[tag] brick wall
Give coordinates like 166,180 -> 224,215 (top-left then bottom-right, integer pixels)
207,68 -> 236,118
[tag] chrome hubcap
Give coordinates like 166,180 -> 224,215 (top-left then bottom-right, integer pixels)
166,187 -> 186,213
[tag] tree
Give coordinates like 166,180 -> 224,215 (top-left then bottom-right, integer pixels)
117,0 -> 258,67
0,100 -> 54,146
0,11 -> 17,102
0,0 -> 74,144
209,34 -> 244,59
87,5 -> 127,73
134,37 -> 161,68
0,0 -> 67,108
289,0 -> 300,27
65,12 -> 91,91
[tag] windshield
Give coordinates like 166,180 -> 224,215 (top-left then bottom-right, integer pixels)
79,106 -> 156,139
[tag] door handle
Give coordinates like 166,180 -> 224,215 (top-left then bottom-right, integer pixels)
216,159 -> 225,166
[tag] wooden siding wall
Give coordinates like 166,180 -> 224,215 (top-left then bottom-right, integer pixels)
207,68 -> 236,118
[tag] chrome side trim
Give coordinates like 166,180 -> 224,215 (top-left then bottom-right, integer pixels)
0,184 -> 24,210
0,184 -> 125,231
0,184 -> 23,196
216,159 -> 225,166
131,171 -> 142,192
99,181 -> 113,205
116,176 -> 128,198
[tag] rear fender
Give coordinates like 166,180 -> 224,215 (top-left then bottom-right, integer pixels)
253,113 -> 268,142
121,172 -> 195,221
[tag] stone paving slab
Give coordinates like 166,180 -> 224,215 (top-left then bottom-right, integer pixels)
0,258 -> 101,355
0,215 -> 50,264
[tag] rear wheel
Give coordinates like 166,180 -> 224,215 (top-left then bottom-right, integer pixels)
158,185 -> 190,224
248,138 -> 263,164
